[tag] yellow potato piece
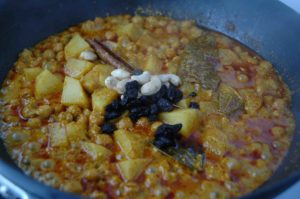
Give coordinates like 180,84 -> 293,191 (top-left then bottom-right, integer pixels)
92,88 -> 118,113
48,123 -> 68,147
64,34 -> 90,59
117,158 -> 151,181
81,142 -> 112,161
114,129 -> 145,159
159,108 -> 200,137
64,58 -> 94,78
61,76 -> 90,108
35,69 -> 63,99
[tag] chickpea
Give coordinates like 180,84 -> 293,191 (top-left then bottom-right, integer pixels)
237,73 -> 249,83
166,24 -> 179,34
116,117 -> 133,129
136,117 -> 150,127
83,169 -> 100,180
89,111 -> 104,126
43,49 -> 55,59
58,112 -> 73,123
132,15 -> 144,24
66,105 -> 81,117
56,51 -> 64,61
62,181 -> 82,193
53,43 -> 63,52
37,105 -> 52,119
105,31 -> 116,40
27,118 -> 41,128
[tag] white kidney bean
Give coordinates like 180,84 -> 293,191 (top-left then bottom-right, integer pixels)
141,75 -> 162,96
105,76 -> 118,89
169,74 -> 181,86
111,69 -> 130,80
158,74 -> 181,86
158,74 -> 170,83
79,50 -> 97,61
131,71 -> 151,84
116,79 -> 132,94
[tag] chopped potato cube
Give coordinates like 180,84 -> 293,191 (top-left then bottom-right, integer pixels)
82,65 -> 102,93
201,127 -> 229,157
61,76 -> 90,108
92,88 -> 118,113
116,23 -> 144,41
144,53 -> 162,73
159,109 -> 200,137
35,69 -> 63,99
82,64 -> 114,93
81,142 -> 112,160
65,59 -> 94,78
64,34 -> 90,59
66,122 -> 87,142
114,129 -> 145,159
24,67 -> 43,81
117,158 -> 151,181
48,123 -> 68,147
98,64 -> 115,87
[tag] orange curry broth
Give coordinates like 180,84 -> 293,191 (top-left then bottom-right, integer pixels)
0,15 -> 295,198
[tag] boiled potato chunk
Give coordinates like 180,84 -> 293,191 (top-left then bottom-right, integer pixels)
61,76 -> 90,108
98,64 -> 115,87
114,129 -> 145,159
24,67 -> 43,81
64,34 -> 90,59
81,142 -> 112,161
201,127 -> 229,157
159,109 -> 199,137
65,59 -> 94,78
116,23 -> 144,41
48,123 -> 68,147
66,122 -> 87,142
35,69 -> 63,99
82,65 -> 102,93
144,53 -> 162,73
117,158 -> 151,181
92,88 -> 118,113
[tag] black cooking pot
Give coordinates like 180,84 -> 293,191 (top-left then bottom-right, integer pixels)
0,0 -> 300,198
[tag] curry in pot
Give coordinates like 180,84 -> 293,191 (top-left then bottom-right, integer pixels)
0,15 -> 295,199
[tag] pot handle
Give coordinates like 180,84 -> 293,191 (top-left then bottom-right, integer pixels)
0,174 -> 31,199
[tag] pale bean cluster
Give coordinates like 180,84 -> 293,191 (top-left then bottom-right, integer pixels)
105,68 -> 181,96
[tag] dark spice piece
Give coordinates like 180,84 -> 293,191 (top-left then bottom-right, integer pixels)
132,69 -> 143,76
157,98 -> 173,112
101,123 -> 116,134
167,84 -> 183,103
105,111 -> 122,120
189,92 -> 197,97
189,102 -> 200,109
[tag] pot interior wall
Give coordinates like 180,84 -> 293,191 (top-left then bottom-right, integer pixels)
0,0 -> 300,198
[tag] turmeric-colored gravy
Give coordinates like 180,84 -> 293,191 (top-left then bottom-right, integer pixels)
0,15 -> 295,199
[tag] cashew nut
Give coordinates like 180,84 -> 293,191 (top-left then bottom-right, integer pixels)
116,79 -> 132,94
158,74 -> 181,86
169,74 -> 181,86
105,76 -> 118,89
79,50 -> 97,61
158,74 -> 170,83
131,71 -> 151,84
111,69 -> 130,80
141,75 -> 162,96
